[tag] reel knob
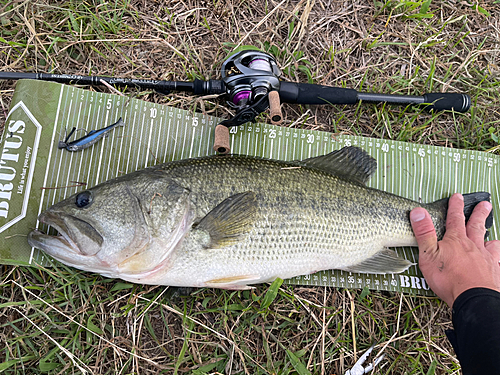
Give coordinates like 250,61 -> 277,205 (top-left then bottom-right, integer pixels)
268,90 -> 283,125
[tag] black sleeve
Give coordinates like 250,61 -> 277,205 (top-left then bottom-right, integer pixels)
445,288 -> 500,375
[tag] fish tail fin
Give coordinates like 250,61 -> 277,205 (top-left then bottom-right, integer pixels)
463,192 -> 493,229
427,192 -> 493,239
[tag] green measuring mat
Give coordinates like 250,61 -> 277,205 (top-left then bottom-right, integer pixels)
1,80 -> 498,296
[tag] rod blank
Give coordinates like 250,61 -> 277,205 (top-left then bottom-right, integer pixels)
0,71 -> 471,112
0,72 -> 225,95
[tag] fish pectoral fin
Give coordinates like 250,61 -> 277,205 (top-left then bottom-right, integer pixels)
204,274 -> 260,290
195,192 -> 257,248
341,248 -> 414,274
299,146 -> 377,185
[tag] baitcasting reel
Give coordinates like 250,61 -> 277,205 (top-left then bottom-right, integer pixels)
219,50 -> 283,127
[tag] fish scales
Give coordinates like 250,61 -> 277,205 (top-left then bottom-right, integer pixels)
140,155 -> 426,285
28,147 -> 493,289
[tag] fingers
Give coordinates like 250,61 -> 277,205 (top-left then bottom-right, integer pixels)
445,194 -> 466,237
485,240 -> 500,263
410,207 -> 438,259
466,201 -> 493,248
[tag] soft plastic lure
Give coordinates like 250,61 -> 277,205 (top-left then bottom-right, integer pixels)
58,117 -> 125,152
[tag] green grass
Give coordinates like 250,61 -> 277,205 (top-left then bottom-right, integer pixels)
1,0 -> 499,374
1,264 -> 458,374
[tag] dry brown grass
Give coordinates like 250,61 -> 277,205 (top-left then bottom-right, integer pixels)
1,1 -> 499,374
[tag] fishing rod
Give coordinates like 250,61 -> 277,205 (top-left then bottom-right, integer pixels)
0,50 -> 471,152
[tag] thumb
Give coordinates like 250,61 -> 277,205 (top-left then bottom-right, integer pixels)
410,207 -> 438,259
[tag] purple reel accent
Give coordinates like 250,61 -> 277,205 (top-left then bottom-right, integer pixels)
232,90 -> 251,106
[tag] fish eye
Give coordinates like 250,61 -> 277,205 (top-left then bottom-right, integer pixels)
75,191 -> 93,208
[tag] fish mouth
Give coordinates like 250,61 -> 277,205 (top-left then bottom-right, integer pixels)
28,212 -> 79,254
28,211 -> 103,258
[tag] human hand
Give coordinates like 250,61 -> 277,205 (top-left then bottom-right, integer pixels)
410,193 -> 500,307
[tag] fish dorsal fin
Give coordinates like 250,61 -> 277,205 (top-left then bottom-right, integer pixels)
195,192 -> 257,248
301,146 -> 377,185
341,249 -> 414,274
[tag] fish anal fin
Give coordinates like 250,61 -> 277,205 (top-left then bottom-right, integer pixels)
301,146 -> 377,185
195,192 -> 257,248
341,248 -> 414,274
204,274 -> 260,290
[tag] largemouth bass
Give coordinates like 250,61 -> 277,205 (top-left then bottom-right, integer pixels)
28,147 -> 493,289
